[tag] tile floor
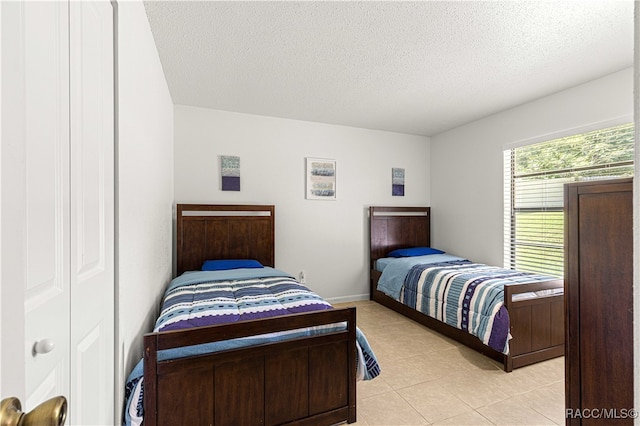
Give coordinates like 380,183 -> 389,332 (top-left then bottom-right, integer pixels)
334,300 -> 565,426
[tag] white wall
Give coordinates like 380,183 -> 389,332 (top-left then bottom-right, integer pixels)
174,105 -> 430,301
430,68 -> 634,266
116,0 -> 174,418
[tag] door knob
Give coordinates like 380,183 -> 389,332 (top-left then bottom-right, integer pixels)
32,339 -> 55,356
0,396 -> 67,426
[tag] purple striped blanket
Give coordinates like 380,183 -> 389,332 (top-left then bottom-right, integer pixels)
156,268 -> 333,332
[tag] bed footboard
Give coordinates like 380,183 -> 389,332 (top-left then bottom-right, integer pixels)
144,308 -> 357,426
503,279 -> 564,372
371,271 -> 564,372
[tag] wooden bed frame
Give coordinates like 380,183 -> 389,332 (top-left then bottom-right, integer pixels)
143,204 -> 357,426
369,206 -> 564,372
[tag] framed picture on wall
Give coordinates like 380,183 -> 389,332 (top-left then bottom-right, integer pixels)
305,157 -> 336,200
220,155 -> 240,191
392,167 -> 405,196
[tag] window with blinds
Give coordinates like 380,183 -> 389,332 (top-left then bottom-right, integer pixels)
504,122 -> 634,277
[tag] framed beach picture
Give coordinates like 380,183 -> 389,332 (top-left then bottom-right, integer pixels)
305,157 -> 336,200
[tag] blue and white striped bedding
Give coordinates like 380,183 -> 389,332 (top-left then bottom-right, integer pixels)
376,255 -> 557,355
123,268 -> 380,426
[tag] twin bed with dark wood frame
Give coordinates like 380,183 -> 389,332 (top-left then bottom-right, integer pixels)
369,206 -> 564,372
142,204 -> 357,426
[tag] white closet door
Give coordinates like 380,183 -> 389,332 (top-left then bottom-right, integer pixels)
69,1 -> 114,424
1,1 -> 114,424
23,0 -> 73,408
0,0 -> 72,407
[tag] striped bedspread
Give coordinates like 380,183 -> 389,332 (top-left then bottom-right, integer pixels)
156,268 -> 334,332
123,268 -> 380,426
400,261 -> 554,354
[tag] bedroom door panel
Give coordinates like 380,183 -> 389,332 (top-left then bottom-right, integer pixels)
68,1 -> 114,423
1,0 -> 71,407
23,1 -> 71,406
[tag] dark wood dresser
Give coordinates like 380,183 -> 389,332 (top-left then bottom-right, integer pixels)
564,178 -> 634,425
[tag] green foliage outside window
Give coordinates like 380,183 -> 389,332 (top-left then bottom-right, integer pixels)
514,124 -> 634,176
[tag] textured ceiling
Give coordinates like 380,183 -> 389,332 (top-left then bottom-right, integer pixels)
143,1 -> 634,137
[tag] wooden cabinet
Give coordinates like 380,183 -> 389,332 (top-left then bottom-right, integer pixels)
564,178 -> 634,425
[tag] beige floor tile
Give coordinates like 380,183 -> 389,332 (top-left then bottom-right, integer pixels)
397,380 -> 474,423
483,361 -> 557,397
510,385 -> 566,424
358,374 -> 395,400
521,356 -> 564,382
477,396 -> 558,425
344,300 -> 565,425
381,349 -> 473,390
436,369 -> 511,409
358,391 -> 429,425
435,345 -> 503,372
447,347 -> 506,373
349,417 -> 370,426
545,379 -> 565,396
346,303 -> 407,325
432,410 -> 494,425
371,318 -> 433,336
372,333 -> 455,364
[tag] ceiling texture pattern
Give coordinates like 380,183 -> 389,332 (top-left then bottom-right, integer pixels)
144,1 -> 634,136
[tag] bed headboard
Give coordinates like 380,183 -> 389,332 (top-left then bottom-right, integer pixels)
369,206 -> 431,269
176,204 -> 275,275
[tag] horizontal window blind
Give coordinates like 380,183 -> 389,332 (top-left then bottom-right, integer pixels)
504,123 -> 634,277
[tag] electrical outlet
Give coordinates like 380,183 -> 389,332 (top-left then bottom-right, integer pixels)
299,270 -> 306,283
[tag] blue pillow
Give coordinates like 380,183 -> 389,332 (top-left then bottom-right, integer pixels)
201,259 -> 264,271
387,247 -> 445,258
